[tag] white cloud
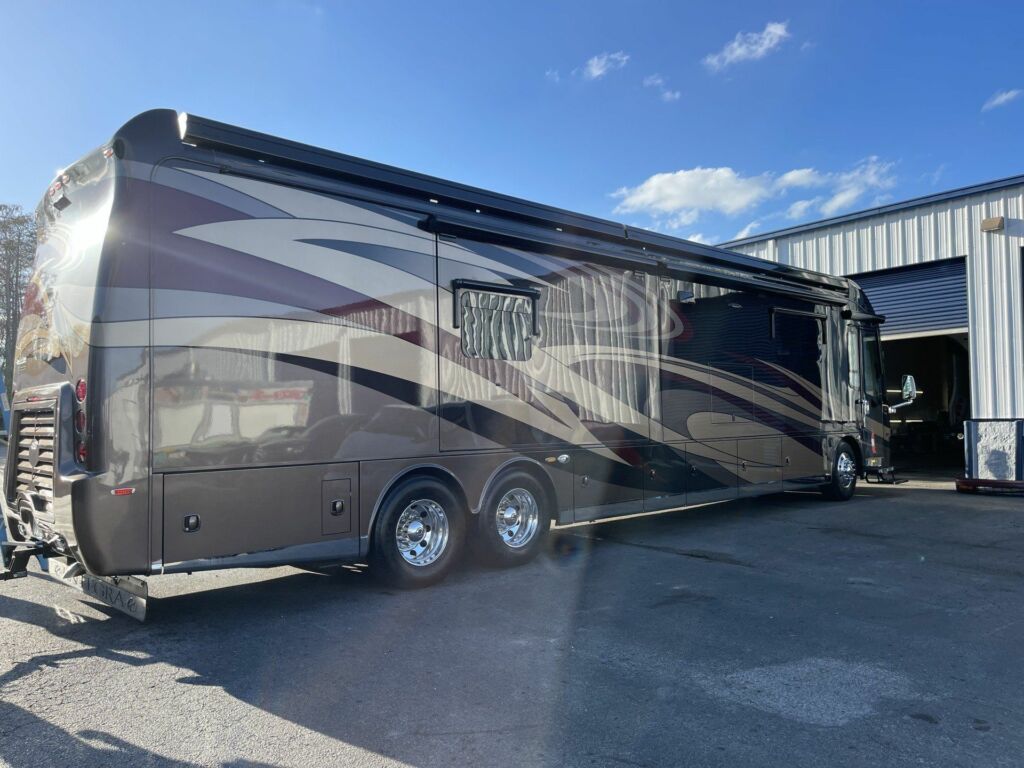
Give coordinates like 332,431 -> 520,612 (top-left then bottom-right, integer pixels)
982,89 -> 1021,112
785,197 -> 821,220
819,157 -> 896,216
582,51 -> 629,80
924,163 -> 947,187
545,69 -> 561,83
667,210 -> 700,229
704,21 -> 790,72
686,233 -> 711,244
734,220 -> 761,239
612,156 -> 897,229
613,162 -> 828,226
613,167 -> 775,225
643,73 -> 681,103
775,168 -> 827,190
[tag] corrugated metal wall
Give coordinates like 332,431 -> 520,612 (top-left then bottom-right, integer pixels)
728,185 -> 1024,420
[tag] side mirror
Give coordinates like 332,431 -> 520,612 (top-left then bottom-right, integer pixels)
889,374 -> 918,412
901,374 -> 917,402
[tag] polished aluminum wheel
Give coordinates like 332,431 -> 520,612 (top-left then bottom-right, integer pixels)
396,499 -> 449,567
494,488 -> 540,549
837,451 -> 857,489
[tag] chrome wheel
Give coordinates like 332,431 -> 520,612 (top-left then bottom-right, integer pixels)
494,488 -> 540,549
396,499 -> 449,567
837,451 -> 857,489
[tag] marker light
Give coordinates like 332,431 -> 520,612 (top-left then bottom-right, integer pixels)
75,442 -> 88,464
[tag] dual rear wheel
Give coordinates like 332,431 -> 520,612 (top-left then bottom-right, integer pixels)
370,470 -> 551,589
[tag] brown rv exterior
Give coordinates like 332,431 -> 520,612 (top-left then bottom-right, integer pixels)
1,110 -> 890,590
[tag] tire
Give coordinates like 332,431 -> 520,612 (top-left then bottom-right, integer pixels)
823,441 -> 859,501
370,477 -> 466,588
474,470 -> 551,567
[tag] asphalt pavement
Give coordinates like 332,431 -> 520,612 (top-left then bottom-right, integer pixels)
1,481 -> 1023,767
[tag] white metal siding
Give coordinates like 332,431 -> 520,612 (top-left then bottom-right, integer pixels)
729,185 -> 1024,420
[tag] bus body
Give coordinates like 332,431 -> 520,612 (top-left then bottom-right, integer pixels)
1,110 -> 891,598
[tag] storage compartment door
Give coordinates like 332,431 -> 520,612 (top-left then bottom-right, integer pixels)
163,462 -> 358,564
685,439 -> 738,505
738,437 -> 782,496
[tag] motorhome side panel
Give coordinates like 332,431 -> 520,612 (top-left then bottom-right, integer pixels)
436,238 -> 657,522
656,277 -> 832,501
141,162 -> 442,562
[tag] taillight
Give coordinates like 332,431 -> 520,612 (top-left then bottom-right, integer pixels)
74,378 -> 88,467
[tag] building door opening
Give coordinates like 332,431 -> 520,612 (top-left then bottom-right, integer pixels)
882,332 -> 970,473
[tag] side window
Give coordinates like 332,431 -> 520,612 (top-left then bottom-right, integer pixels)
455,282 -> 538,361
772,309 -> 824,387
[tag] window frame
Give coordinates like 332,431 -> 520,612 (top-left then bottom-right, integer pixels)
451,279 -> 541,335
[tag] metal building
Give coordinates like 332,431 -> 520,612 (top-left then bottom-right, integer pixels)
725,175 -> 1024,484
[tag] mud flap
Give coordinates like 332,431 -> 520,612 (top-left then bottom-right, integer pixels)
48,557 -> 148,621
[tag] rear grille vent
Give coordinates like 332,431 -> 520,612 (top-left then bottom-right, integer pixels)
14,407 -> 57,501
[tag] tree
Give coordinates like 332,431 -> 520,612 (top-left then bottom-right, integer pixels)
0,204 -> 37,398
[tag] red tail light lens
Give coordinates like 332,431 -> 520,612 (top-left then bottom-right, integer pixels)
74,410 -> 87,433
75,379 -> 87,402
75,442 -> 88,464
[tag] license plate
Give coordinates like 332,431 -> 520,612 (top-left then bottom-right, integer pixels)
48,558 -> 148,622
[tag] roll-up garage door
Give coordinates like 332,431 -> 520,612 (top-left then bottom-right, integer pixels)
851,257 -> 967,338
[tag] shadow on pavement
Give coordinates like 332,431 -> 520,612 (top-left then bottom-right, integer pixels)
2,488 -> 1024,767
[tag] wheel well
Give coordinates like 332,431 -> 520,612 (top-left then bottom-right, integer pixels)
368,466 -> 469,549
479,460 -> 557,517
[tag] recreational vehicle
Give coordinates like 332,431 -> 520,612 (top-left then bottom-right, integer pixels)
0,110 -> 915,617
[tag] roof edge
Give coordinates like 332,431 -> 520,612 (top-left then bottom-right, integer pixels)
722,171 -> 1024,247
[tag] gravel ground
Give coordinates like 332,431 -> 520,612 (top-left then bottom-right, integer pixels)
1,482 -> 1023,767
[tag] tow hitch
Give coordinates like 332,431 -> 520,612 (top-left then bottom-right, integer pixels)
0,539 -> 54,581
1,540 -> 148,621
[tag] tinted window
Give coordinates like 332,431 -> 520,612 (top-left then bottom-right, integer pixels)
772,310 -> 823,389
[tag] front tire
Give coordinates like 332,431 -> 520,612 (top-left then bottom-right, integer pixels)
474,471 -> 551,567
823,441 -> 859,501
370,477 -> 466,588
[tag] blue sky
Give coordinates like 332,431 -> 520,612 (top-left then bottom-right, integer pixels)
2,1 -> 1022,244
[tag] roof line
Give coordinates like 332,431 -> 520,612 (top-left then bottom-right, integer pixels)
174,111 -> 849,291
722,171 -> 1024,247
